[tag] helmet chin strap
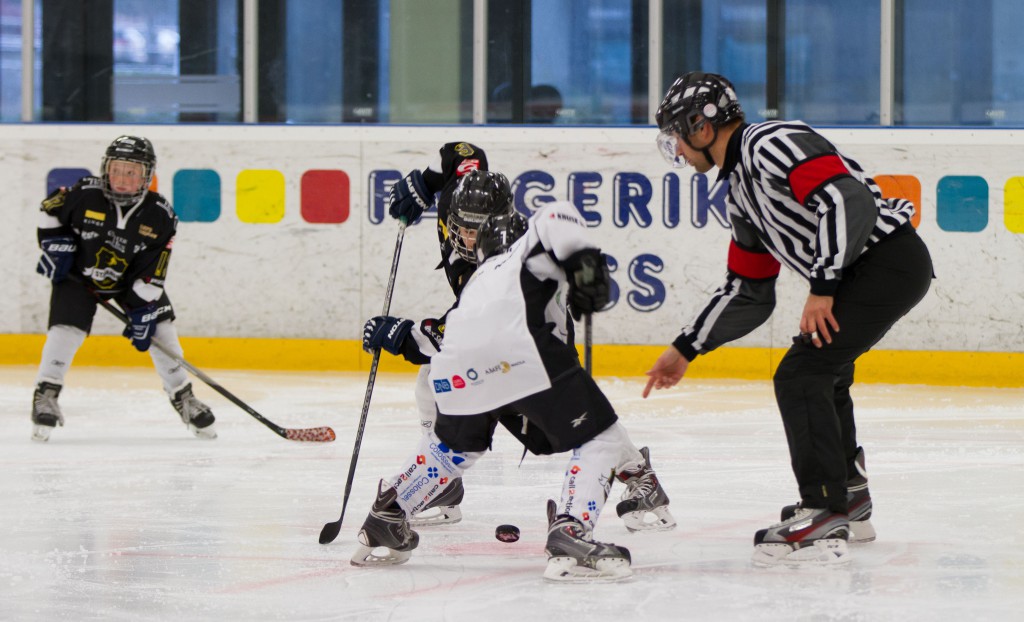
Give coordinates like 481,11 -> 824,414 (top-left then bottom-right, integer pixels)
681,123 -> 719,168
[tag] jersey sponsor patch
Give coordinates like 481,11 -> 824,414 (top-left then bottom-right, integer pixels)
433,379 -> 452,393
453,142 -> 476,157
84,209 -> 106,222
41,190 -> 67,213
456,159 -> 481,177
138,224 -> 158,239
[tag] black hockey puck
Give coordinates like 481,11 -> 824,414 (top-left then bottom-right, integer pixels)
495,524 -> 520,543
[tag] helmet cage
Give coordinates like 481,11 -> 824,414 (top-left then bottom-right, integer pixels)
101,136 -> 156,208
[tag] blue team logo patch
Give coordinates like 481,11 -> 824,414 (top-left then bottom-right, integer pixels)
433,379 -> 452,393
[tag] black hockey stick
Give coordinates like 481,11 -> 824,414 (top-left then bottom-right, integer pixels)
94,296 -> 336,443
584,313 -> 593,375
319,218 -> 408,545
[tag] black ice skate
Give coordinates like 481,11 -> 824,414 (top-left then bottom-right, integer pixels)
351,480 -> 420,567
780,447 -> 876,544
543,499 -> 632,583
409,477 -> 464,527
170,383 -> 217,439
615,446 -> 676,532
752,506 -> 850,566
31,381 -> 64,442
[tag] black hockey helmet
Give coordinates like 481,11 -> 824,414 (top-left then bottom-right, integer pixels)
101,135 -> 156,208
475,211 -> 529,264
448,170 -> 515,263
655,72 -> 743,167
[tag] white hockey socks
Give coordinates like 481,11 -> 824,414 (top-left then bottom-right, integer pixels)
147,321 -> 190,395
388,430 -> 483,517
36,324 -> 87,386
558,422 -> 637,533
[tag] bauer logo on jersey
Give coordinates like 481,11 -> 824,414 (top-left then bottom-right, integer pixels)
433,379 -> 452,393
456,159 -> 481,177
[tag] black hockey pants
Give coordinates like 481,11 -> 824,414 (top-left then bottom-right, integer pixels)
773,224 -> 933,513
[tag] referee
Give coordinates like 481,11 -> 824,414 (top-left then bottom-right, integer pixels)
643,72 -> 933,565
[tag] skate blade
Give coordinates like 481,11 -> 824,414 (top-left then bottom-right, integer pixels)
850,519 -> 876,543
350,544 -> 412,567
622,505 -> 677,532
188,423 -> 218,440
752,538 -> 850,567
409,505 -> 462,527
543,556 -> 632,583
31,424 -> 54,442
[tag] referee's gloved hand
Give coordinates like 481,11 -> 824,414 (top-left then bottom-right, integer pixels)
388,169 -> 431,223
123,303 -> 159,352
564,248 -> 611,321
362,316 -> 414,355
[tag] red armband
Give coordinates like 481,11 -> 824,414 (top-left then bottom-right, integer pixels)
788,154 -> 850,205
727,240 -> 780,280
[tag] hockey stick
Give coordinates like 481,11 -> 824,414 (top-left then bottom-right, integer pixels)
94,296 -> 336,443
319,218 -> 408,545
584,313 -> 593,375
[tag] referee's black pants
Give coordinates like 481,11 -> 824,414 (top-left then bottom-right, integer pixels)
773,225 -> 933,513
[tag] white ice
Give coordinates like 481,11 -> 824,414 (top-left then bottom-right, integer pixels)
2,365 -> 1022,621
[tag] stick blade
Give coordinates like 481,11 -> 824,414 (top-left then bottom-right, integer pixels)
285,426 -> 336,442
319,520 -> 342,544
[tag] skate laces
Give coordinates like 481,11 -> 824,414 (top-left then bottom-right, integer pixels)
622,469 -> 657,501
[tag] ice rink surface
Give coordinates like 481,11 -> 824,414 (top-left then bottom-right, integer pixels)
1,365 -> 1022,622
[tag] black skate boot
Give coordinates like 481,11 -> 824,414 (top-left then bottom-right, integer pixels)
753,506 -> 850,566
170,383 -> 217,439
31,381 -> 64,442
543,499 -> 632,582
351,480 -> 420,566
780,447 -> 875,543
409,477 -> 464,527
615,446 -> 676,532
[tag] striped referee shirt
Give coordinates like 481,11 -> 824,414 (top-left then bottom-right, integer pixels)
672,121 -> 915,360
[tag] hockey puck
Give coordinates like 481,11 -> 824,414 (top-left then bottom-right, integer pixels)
495,524 -> 520,543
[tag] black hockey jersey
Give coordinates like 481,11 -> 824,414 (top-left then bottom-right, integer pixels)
38,176 -> 176,308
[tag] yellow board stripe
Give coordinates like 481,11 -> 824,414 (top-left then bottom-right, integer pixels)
1,334 -> 1021,388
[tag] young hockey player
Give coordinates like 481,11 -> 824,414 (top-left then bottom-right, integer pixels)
383,141 -> 491,525
354,172 -> 674,582
31,135 -> 216,442
645,72 -> 933,565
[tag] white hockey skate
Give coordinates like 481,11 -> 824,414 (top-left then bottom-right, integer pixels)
616,447 -> 676,532
752,506 -> 850,567
351,480 -> 420,567
31,381 -> 65,442
170,383 -> 217,439
543,500 -> 632,583
409,477 -> 464,527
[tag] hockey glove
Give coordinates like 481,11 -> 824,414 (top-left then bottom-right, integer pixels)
564,248 -> 611,320
362,316 -> 414,355
388,169 -> 432,223
36,235 -> 77,283
122,303 -> 160,352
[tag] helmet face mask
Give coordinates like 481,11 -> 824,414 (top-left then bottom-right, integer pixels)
448,170 -> 515,264
102,135 -> 156,208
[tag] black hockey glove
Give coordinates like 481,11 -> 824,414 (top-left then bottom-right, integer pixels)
36,235 -> 77,283
363,316 -> 414,355
122,303 -> 159,352
564,248 -> 610,320
388,169 -> 432,223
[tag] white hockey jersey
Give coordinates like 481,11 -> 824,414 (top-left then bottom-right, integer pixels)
428,201 -> 596,415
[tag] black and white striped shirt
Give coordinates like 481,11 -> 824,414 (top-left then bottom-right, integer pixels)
672,121 -> 915,360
